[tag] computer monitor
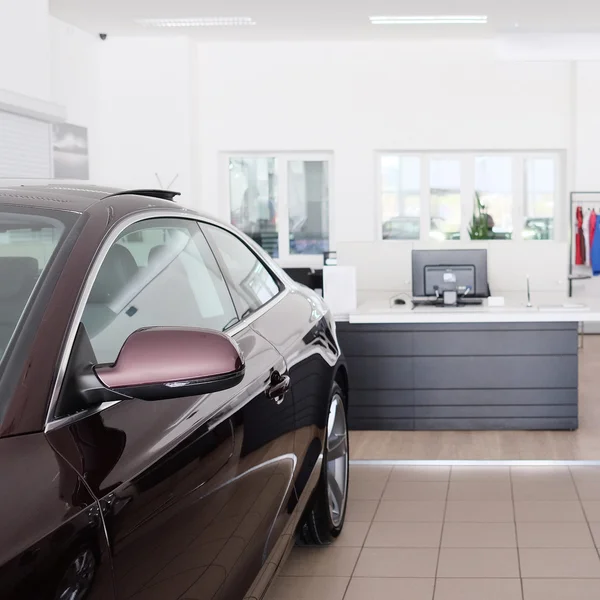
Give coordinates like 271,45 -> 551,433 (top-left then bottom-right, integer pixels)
412,249 -> 488,298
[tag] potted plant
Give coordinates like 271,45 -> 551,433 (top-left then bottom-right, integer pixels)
468,192 -> 493,240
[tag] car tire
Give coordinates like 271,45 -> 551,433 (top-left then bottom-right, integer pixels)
299,382 -> 349,545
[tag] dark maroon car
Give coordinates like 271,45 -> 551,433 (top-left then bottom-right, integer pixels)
0,186 -> 350,600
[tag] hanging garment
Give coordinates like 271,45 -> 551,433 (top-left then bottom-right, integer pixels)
584,210 -> 591,265
575,206 -> 585,265
590,209 -> 597,254
592,212 -> 600,275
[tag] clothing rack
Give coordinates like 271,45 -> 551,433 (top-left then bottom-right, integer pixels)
569,191 -> 600,296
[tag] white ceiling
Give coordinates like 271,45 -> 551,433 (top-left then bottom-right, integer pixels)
50,0 -> 600,41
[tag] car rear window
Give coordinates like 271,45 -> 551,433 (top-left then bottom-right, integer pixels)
0,212 -> 66,363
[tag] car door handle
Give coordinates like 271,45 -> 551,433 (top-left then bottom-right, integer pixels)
266,373 -> 290,404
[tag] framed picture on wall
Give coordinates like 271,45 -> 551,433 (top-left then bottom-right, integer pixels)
52,123 -> 89,180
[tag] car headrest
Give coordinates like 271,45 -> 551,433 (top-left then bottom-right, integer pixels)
0,256 -> 39,300
88,244 -> 138,304
148,245 -> 167,264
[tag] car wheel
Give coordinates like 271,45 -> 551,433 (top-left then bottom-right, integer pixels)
299,382 -> 349,545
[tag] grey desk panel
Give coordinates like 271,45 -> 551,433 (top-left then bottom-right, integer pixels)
338,330 -> 413,357
350,405 -> 415,420
415,417 -> 578,431
338,321 -> 579,431
415,404 -> 577,419
414,356 -> 578,389
352,390 -> 414,407
415,388 -> 577,407
413,330 -> 578,356
350,418 -> 415,431
337,322 -> 579,333
347,356 -> 414,390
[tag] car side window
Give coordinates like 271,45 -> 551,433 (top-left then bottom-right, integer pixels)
202,224 -> 281,317
81,218 -> 237,364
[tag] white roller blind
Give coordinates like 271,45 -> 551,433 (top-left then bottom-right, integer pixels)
0,111 -> 51,178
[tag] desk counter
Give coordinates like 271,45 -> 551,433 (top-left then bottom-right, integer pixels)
334,299 -> 596,432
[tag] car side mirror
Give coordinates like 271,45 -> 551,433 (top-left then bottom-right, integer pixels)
93,327 -> 245,401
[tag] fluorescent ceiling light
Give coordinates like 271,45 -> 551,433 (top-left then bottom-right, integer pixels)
136,17 -> 256,28
370,15 -> 487,25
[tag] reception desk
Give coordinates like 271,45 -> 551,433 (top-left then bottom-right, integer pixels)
336,300 -> 600,432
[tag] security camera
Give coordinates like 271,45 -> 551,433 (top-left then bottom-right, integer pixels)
99,33 -> 107,41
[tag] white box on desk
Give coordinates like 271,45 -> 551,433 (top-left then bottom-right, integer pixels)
323,266 -> 357,317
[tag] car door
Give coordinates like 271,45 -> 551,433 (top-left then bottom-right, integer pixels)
201,224 -> 309,569
202,224 -> 341,516
45,215 -> 295,600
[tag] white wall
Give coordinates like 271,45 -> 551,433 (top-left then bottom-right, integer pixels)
196,40 -> 575,294
575,62 -> 600,190
0,0 -> 51,101
92,37 -> 195,203
9,23 -> 600,300
49,18 -> 98,131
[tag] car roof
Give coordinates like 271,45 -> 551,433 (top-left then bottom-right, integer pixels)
0,184 -> 190,215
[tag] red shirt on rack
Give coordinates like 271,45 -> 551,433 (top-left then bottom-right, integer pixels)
576,206 -> 585,265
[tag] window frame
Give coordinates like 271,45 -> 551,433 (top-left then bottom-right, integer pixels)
376,151 -> 563,244
200,221 -> 285,322
222,151 -> 334,269
45,210 -> 291,430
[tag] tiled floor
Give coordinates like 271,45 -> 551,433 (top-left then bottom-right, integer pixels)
267,463 -> 600,600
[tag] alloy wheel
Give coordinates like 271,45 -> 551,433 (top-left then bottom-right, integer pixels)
326,393 -> 349,528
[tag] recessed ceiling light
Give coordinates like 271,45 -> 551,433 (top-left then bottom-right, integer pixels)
136,17 -> 256,28
370,15 -> 488,25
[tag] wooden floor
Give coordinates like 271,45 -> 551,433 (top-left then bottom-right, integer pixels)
350,336 -> 600,461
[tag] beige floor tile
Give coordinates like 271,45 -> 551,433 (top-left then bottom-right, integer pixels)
517,522 -> 595,548
589,522 -> 600,547
445,501 -> 514,523
344,577 -> 435,600
353,548 -> 438,578
333,522 -> 370,547
519,548 -> 600,578
514,501 -> 586,522
511,466 -> 572,482
365,521 -> 443,548
575,480 -> 600,501
441,522 -> 517,548
512,480 -> 578,501
383,481 -> 448,501
583,500 -> 600,521
350,465 -> 392,479
346,500 -> 379,523
348,479 -> 387,501
281,547 -> 360,577
437,549 -> 520,578
389,466 -> 451,482
375,500 -> 446,522
434,578 -> 522,600
348,466 -> 391,501
522,578 -> 600,600
451,467 -> 511,482
570,466 -> 600,483
447,481 -> 512,501
264,576 -> 349,600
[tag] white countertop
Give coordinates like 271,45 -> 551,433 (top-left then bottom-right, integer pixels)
335,293 -> 600,324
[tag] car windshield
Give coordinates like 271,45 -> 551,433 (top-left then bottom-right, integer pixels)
0,211 -> 66,363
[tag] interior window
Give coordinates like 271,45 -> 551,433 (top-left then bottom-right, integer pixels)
81,219 -> 237,364
0,213 -> 65,364
202,224 -> 280,317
